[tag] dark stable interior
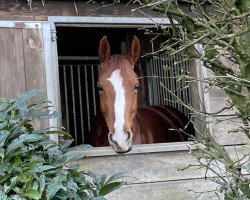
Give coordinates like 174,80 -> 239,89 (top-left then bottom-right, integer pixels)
56,27 -> 155,145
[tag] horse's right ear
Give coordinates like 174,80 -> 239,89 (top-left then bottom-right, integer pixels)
98,36 -> 110,64
126,36 -> 140,65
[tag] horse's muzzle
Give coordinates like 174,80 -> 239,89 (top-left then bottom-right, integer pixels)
108,131 -> 133,154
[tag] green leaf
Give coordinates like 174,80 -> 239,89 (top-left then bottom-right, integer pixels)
64,152 -> 85,163
12,89 -> 45,108
0,121 -> 8,130
0,191 -> 8,200
99,182 -> 125,196
0,148 -> 5,158
24,124 -> 34,133
0,174 -> 11,184
10,156 -> 21,167
66,178 -> 78,192
46,177 -> 66,200
46,130 -> 71,137
244,162 -> 250,172
0,102 -> 9,112
38,174 -> 45,194
5,137 -> 25,158
0,130 -> 10,147
38,165 -> 56,172
105,172 -> 124,184
4,176 -> 18,194
78,191 -> 90,200
23,189 -> 41,200
59,140 -> 73,152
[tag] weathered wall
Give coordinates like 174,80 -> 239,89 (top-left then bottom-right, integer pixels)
71,145 -> 248,200
0,0 -> 192,21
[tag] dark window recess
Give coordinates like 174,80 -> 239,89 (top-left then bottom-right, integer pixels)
57,27 -> 191,146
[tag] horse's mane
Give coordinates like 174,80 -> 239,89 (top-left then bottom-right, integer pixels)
105,55 -> 129,71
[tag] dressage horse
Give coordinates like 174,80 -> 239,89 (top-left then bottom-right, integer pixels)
88,36 -> 194,153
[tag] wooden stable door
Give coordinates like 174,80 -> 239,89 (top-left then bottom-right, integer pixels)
0,22 -> 46,99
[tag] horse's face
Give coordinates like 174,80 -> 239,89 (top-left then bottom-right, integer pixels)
98,36 -> 140,153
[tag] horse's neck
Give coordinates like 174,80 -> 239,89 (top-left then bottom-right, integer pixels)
132,108 -> 154,144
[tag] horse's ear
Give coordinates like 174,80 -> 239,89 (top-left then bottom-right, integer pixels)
126,36 -> 140,65
98,36 -> 110,64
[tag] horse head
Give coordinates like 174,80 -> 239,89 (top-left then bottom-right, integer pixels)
97,36 -> 140,153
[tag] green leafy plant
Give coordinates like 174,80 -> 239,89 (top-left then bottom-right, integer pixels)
0,89 -> 125,199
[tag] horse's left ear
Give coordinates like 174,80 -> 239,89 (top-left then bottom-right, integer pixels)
98,36 -> 111,64
126,36 -> 140,65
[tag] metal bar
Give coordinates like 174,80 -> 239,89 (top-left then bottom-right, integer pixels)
150,58 -> 155,105
59,56 -> 99,61
169,54 -> 176,107
176,53 -> 182,112
159,54 -> 166,105
162,53 -> 168,105
63,66 -> 70,133
70,65 -> 78,145
181,59 -> 187,116
91,64 -> 97,115
185,61 -> 191,117
156,57 -> 161,105
165,52 -> 170,105
154,58 -> 159,105
147,59 -> 153,106
158,53 -> 163,105
48,16 -> 177,26
77,65 -> 85,144
84,65 -> 91,132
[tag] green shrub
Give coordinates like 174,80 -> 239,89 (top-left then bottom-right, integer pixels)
0,90 -> 125,200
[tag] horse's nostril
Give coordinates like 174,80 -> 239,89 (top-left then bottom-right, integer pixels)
126,131 -> 133,143
108,132 -> 115,144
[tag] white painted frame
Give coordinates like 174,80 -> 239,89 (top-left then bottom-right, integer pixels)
42,22 -> 61,142
47,16 -> 205,156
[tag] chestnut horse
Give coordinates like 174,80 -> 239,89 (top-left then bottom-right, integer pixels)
88,36 -> 194,153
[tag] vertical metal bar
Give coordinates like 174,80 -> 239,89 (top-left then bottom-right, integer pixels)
70,65 -> 78,145
162,53 -> 166,104
165,52 -> 171,106
160,53 -> 166,105
77,65 -> 85,144
84,65 -> 91,132
147,59 -> 153,106
91,64 -> 97,115
63,66 -> 70,133
168,55 -> 173,107
159,55 -> 163,105
156,56 -> 161,105
181,57 -> 187,116
176,53 -> 182,112
171,54 -> 176,108
185,60 -> 191,117
151,58 -> 156,105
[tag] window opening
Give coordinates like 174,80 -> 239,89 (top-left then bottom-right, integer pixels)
57,26 -> 191,146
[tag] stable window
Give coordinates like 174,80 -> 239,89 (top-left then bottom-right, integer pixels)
50,17 -> 199,153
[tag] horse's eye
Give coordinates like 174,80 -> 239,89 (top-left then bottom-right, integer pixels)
97,84 -> 103,92
134,84 -> 140,91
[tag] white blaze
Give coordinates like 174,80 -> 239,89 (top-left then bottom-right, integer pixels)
107,70 -> 126,144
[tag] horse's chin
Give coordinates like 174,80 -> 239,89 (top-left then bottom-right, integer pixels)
114,146 -> 132,154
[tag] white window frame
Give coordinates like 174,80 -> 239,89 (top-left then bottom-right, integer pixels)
46,16 -> 207,157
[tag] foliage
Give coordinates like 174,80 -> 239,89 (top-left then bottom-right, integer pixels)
132,0 -> 250,199
0,90 -> 125,199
